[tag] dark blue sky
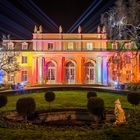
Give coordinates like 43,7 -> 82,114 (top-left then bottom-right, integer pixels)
0,0 -> 114,39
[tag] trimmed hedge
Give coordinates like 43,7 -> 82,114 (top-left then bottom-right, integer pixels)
44,91 -> 55,102
87,97 -> 105,120
16,97 -> 36,118
127,92 -> 140,106
87,91 -> 97,99
0,94 -> 7,108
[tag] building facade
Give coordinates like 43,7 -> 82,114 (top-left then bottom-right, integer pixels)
1,26 -> 140,86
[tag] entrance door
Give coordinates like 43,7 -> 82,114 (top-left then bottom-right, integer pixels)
46,62 -> 56,84
85,62 -> 95,84
66,62 -> 76,84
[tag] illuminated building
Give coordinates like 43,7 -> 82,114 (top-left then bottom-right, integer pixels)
1,25 -> 139,86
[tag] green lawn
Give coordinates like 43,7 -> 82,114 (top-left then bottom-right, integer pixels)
0,90 -> 140,112
0,125 -> 140,140
1,90 -> 140,139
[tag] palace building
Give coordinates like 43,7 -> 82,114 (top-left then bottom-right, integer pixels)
1,25 -> 139,86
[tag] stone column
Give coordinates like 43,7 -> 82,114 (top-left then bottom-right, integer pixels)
32,57 -> 37,85
38,56 -> 43,84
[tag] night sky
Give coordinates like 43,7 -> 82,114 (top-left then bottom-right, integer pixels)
0,0 -> 114,39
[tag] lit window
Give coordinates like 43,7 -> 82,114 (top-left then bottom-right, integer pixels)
8,57 -> 13,64
112,42 -> 118,49
112,70 -> 117,81
46,62 -> 55,80
65,62 -> 75,83
125,42 -> 131,50
112,56 -> 119,64
85,62 -> 95,83
8,74 -> 14,82
126,70 -> 131,81
125,55 -> 131,64
22,56 -> 28,64
86,43 -> 93,50
68,42 -> 74,50
8,42 -> 14,50
22,42 -> 28,50
48,43 -> 54,50
21,71 -> 28,81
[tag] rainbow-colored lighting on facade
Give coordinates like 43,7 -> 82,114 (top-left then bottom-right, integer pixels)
1,25 -> 140,86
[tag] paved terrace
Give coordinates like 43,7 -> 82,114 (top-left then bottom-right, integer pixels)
0,84 -> 138,95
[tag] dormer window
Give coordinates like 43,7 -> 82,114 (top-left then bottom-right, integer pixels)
48,43 -> 54,50
112,42 -> 118,50
22,42 -> 28,50
8,42 -> 14,50
125,42 -> 131,50
87,43 -> 93,50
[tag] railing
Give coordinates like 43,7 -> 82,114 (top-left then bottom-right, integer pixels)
7,48 -> 138,52
15,48 -> 108,52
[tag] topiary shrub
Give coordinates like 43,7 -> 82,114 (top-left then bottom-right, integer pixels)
127,92 -> 140,111
44,91 -> 55,110
16,97 -> 36,120
87,97 -> 105,122
0,94 -> 7,108
87,91 -> 97,99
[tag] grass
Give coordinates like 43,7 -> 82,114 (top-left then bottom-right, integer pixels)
0,90 -> 140,112
0,90 -> 140,139
0,125 -> 140,140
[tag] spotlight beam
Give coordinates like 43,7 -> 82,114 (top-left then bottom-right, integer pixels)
68,0 -> 103,33
68,0 -> 98,33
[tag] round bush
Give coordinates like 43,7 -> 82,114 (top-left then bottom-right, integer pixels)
0,95 -> 7,108
44,91 -> 55,102
127,92 -> 140,106
16,97 -> 36,117
87,91 -> 97,99
87,97 -> 105,117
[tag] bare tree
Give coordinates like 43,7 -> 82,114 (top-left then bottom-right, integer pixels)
128,0 -> 140,26
102,0 -> 140,84
0,35 -> 20,84
103,0 -> 140,42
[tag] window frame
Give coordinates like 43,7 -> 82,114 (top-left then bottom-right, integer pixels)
21,56 -> 28,64
48,42 -> 54,50
22,42 -> 28,50
86,42 -> 93,50
125,42 -> 131,50
21,71 -> 28,81
8,42 -> 14,50
112,42 -> 118,50
67,42 -> 74,50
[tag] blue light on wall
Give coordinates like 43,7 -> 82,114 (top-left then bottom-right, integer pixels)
97,57 -> 102,83
103,57 -> 108,85
0,70 -> 4,84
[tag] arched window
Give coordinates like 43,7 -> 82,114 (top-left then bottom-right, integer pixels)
85,62 -> 95,84
65,61 -> 76,84
46,61 -> 56,83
